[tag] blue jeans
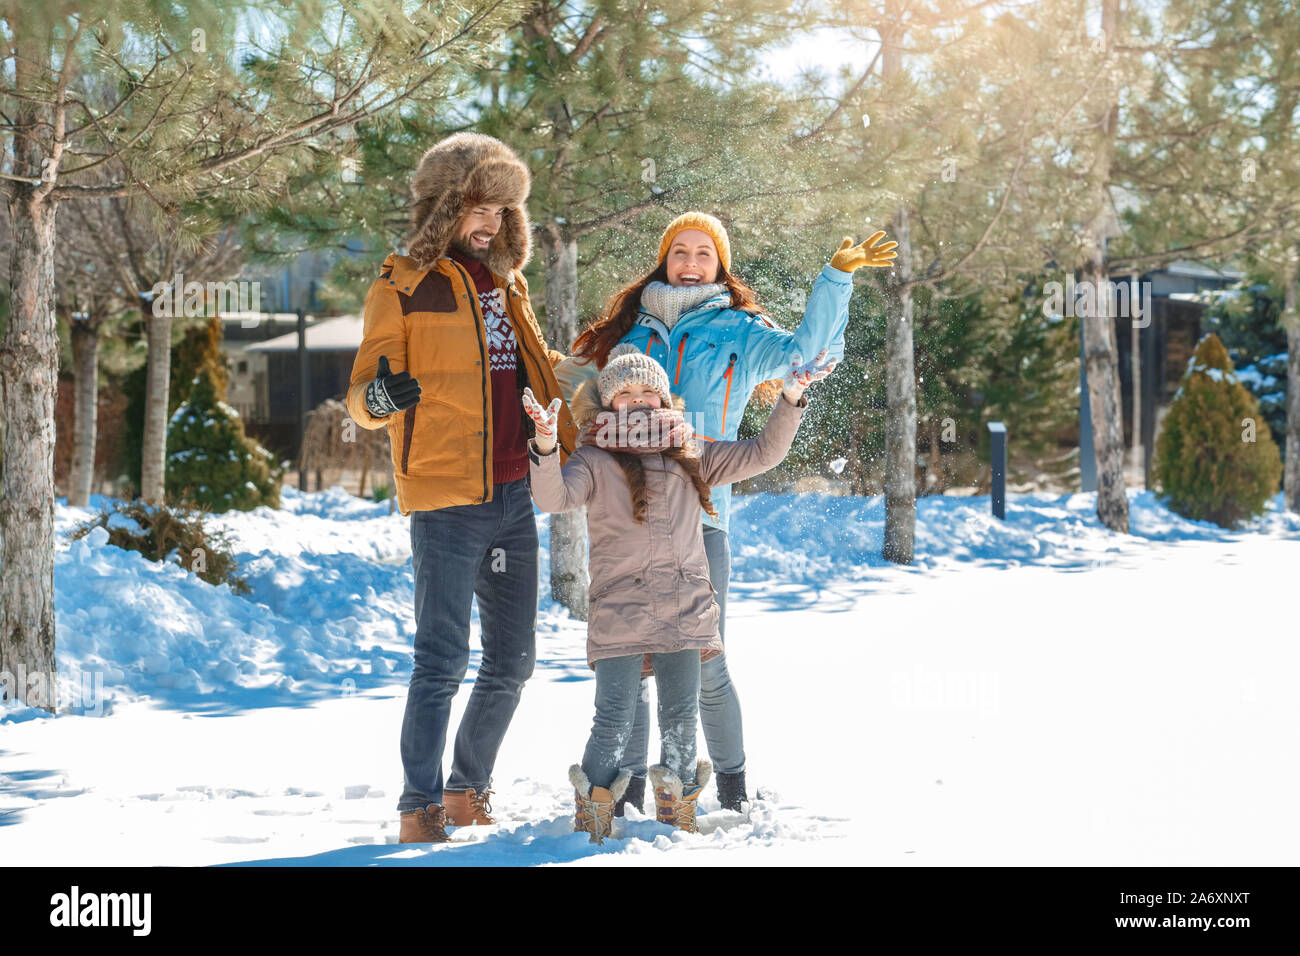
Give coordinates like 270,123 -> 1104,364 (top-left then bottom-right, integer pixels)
581,649 -> 701,791
622,525 -> 743,778
397,478 -> 538,812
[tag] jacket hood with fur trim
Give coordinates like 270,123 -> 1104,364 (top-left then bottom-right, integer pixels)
407,132 -> 532,277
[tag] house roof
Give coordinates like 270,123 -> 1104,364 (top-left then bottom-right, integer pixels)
1162,260 -> 1245,280
221,312 -> 303,325
244,315 -> 363,352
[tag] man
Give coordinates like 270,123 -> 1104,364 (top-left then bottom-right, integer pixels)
346,132 -> 577,843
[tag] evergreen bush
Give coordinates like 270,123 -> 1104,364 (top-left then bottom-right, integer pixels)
1154,334 -> 1282,527
166,370 -> 282,513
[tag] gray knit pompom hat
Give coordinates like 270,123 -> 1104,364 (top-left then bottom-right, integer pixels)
598,343 -> 673,407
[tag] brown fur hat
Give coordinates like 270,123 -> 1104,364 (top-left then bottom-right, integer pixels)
407,132 -> 532,276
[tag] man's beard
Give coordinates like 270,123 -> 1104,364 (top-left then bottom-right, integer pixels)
448,234 -> 491,263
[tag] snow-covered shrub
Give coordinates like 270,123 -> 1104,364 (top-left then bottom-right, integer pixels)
1235,352 -> 1287,457
166,371 -> 282,513
1154,334 -> 1282,528
70,499 -> 251,593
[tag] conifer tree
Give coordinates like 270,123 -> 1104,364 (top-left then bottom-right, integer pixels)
1,0 -> 522,708
1155,334 -> 1282,527
166,368 -> 282,513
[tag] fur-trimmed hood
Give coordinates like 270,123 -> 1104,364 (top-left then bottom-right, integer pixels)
570,378 -> 687,429
407,132 -> 532,276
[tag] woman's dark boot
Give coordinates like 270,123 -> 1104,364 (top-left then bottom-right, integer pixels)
613,775 -> 646,818
716,770 -> 747,811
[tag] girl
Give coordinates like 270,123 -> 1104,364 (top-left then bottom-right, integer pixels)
524,344 -> 833,842
556,212 -> 895,814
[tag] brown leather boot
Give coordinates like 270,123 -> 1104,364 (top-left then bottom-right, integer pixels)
569,765 -> 630,844
649,760 -> 712,834
443,788 -> 495,826
398,804 -> 450,843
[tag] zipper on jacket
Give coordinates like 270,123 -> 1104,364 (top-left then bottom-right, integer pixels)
447,259 -> 492,504
673,332 -> 690,386
720,352 -> 738,434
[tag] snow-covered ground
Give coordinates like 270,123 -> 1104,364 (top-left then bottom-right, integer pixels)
2,486 -> 1297,865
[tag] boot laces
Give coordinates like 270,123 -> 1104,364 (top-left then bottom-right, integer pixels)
674,799 -> 698,831
472,788 -> 494,819
415,805 -> 447,839
578,791 -> 613,837
655,788 -> 699,832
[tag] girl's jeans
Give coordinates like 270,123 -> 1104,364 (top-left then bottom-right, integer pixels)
581,649 -> 701,791
397,478 -> 538,813
621,525 -> 741,779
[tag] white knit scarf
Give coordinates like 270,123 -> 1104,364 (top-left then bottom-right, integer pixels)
640,281 -> 728,330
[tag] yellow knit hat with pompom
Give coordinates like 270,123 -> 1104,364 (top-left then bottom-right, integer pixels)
657,212 -> 731,273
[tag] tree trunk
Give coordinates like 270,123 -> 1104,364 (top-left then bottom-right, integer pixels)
1081,264 -> 1129,532
1285,247 -> 1299,513
0,190 -> 60,712
68,315 -> 100,507
539,227 -> 588,619
1079,0 -> 1129,533
880,1 -> 917,563
928,415 -> 944,494
882,206 -> 917,563
140,310 -> 173,506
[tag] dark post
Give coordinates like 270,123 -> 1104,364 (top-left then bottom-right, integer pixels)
1079,317 -> 1097,492
1140,303 -> 1158,488
297,308 -> 308,493
988,421 -> 1007,520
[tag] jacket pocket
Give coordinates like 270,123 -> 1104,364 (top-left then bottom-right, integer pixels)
678,569 -> 720,639
588,578 -> 656,651
401,397 -> 473,478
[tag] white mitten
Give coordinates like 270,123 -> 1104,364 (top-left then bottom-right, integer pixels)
782,349 -> 838,403
523,387 -> 561,453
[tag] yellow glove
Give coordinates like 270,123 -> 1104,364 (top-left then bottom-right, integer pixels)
830,232 -> 898,273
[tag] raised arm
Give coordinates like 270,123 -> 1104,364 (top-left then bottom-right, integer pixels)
744,233 -> 896,380
699,394 -> 805,487
699,352 -> 832,486
528,443 -> 597,513
524,388 -> 596,512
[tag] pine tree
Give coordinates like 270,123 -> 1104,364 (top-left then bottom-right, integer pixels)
0,0 -> 524,709
166,369 -> 282,513
1118,0 -> 1300,511
1155,334 -> 1282,527
795,0 -> 1111,555
1202,276 -> 1289,453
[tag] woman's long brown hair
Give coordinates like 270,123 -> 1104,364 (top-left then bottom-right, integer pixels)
572,260 -> 783,406
609,447 -> 719,524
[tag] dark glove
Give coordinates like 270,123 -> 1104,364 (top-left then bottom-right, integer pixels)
365,355 -> 421,418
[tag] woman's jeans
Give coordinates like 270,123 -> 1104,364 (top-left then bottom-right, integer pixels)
581,649 -> 701,791
622,525 -> 742,779
397,478 -> 538,813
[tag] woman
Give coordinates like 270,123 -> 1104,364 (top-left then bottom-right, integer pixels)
557,211 -> 896,813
